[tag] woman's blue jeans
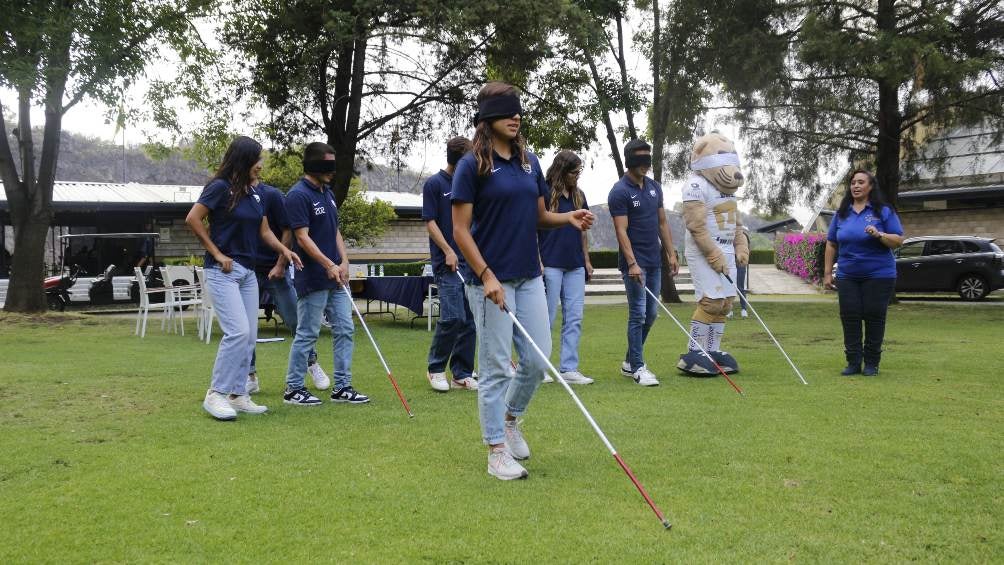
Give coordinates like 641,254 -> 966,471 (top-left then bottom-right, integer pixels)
205,263 -> 258,395
543,266 -> 585,373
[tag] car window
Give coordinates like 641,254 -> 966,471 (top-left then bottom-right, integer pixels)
990,242 -> 1002,253
961,241 -> 981,253
897,242 -> 925,258
925,240 -> 964,255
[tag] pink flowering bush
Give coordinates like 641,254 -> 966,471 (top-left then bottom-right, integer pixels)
775,232 -> 827,284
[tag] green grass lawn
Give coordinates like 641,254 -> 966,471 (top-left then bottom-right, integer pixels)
1,301 -> 1001,563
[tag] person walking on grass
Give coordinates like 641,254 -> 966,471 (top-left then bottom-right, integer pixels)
608,139 -> 679,386
823,169 -> 903,377
246,180 -> 330,395
452,82 -> 594,480
282,142 -> 371,406
186,135 -> 302,421
539,150 -> 594,385
423,136 -> 479,393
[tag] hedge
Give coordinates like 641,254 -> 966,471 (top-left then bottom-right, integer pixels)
775,233 -> 826,284
590,248 -> 773,266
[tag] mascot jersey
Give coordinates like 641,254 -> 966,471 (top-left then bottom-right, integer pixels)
681,173 -> 737,300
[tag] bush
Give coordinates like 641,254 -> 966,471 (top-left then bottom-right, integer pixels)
588,250 -> 619,268
379,261 -> 428,277
775,233 -> 826,284
749,249 -> 775,264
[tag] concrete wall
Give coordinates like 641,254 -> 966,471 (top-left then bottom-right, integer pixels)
898,207 -> 1004,242
350,218 -> 430,260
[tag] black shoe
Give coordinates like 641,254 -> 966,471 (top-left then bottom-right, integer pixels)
840,364 -> 861,376
331,386 -> 370,404
862,365 -> 879,376
283,387 -> 322,406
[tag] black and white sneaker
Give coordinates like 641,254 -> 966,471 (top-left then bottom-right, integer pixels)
283,387 -> 322,406
331,386 -> 370,404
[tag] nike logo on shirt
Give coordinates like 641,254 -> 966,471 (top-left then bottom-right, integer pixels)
312,201 -> 321,206
491,167 -> 502,174
442,192 -> 451,197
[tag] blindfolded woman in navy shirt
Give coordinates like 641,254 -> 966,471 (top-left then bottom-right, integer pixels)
823,170 -> 904,377
452,82 -> 594,480
186,136 -> 302,421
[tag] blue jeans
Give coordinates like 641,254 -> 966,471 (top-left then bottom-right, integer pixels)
205,263 -> 258,395
736,264 -> 748,309
466,276 -> 551,445
251,268 -> 316,373
286,286 -> 353,390
837,277 -> 896,367
543,266 -> 585,373
427,269 -> 476,378
623,266 -> 661,372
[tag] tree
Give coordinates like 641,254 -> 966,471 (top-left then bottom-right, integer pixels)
711,0 -> 1004,209
0,0 -> 212,312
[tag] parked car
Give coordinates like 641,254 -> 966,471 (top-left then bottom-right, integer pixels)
894,236 -> 1004,300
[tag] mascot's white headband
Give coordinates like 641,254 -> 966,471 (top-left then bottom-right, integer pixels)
690,152 -> 741,171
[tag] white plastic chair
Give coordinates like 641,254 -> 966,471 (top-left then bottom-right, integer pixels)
133,267 -> 171,338
194,266 -> 215,343
160,266 -> 202,336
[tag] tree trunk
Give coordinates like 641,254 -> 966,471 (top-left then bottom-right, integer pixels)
614,14 -> 637,139
660,249 -> 681,303
651,0 -> 664,184
875,0 -> 902,206
5,209 -> 51,312
585,54 -> 624,177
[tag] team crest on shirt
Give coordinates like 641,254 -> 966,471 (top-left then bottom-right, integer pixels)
253,194 -> 261,203
649,189 -> 656,197
522,163 -> 532,173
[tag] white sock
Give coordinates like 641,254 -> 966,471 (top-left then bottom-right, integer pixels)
708,322 -> 725,352
689,321 -> 710,351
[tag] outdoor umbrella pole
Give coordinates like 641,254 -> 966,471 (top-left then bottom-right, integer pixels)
722,274 -> 808,385
501,301 -> 672,530
342,284 -> 414,417
640,284 -> 745,395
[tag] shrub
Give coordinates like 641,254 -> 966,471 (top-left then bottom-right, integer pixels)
749,249 -> 775,264
775,232 -> 826,284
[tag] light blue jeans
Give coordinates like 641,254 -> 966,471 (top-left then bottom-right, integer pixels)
205,263 -> 258,395
286,286 -> 353,391
466,276 -> 551,445
251,267 -> 316,374
623,266 -> 661,372
543,266 -> 585,373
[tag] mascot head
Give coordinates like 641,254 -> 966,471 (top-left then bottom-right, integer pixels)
690,132 -> 743,195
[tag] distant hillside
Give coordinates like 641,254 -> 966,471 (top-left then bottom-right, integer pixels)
4,123 -> 210,185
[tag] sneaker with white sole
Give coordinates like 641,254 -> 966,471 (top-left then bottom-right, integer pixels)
427,371 -> 449,392
628,365 -> 660,386
487,446 -> 528,480
741,309 -> 748,318
504,418 -> 530,460
559,371 -> 594,385
331,386 -> 370,404
283,387 -> 322,406
620,361 -> 633,377
228,394 -> 268,414
450,376 -> 478,390
203,389 -> 237,421
307,363 -> 331,390
246,375 -> 260,395
542,373 -> 554,383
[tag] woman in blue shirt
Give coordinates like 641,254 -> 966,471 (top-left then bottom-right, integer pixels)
452,82 -> 594,480
823,170 -> 904,376
186,136 -> 302,420
539,150 -> 594,385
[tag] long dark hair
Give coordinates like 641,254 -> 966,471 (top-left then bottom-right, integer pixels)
472,82 -> 528,177
837,169 -> 889,219
214,135 -> 263,211
545,150 -> 584,211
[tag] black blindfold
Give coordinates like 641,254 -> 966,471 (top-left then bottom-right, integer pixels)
472,94 -> 523,125
303,159 -> 336,174
625,153 -> 652,169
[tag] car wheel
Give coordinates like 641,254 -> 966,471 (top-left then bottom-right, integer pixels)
47,294 -> 66,311
957,274 -> 988,301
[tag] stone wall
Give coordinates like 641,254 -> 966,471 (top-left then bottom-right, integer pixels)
350,218 -> 430,260
898,207 -> 1004,242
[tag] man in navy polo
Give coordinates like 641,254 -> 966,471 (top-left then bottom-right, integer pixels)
608,139 -> 680,386
246,181 -> 330,395
422,136 -> 478,393
282,142 -> 369,406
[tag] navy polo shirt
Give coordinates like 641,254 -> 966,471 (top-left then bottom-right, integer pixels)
254,183 -> 290,268
421,170 -> 463,273
538,187 -> 588,269
451,150 -> 547,282
285,177 -> 342,297
196,178 -> 264,270
607,174 -> 664,272
827,203 -> 903,280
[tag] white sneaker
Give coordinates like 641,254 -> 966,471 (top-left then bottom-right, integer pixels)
488,446 -> 528,480
620,361 -> 633,377
427,371 -> 449,392
246,375 -> 260,395
504,418 -> 530,460
629,365 -> 660,387
542,373 -> 554,383
450,376 -> 478,391
560,371 -> 594,385
741,309 -> 749,318
203,390 -> 237,421
228,394 -> 268,414
307,363 -> 331,390
726,310 -> 734,319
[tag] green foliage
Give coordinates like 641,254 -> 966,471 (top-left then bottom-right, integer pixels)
379,261 -> 428,277
338,179 -> 396,248
588,249 -> 620,268
748,249 -> 774,264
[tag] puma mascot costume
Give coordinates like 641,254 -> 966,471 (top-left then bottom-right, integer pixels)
677,132 -> 749,375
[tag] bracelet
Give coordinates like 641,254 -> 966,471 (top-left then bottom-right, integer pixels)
627,261 -> 637,268
479,265 -> 491,282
